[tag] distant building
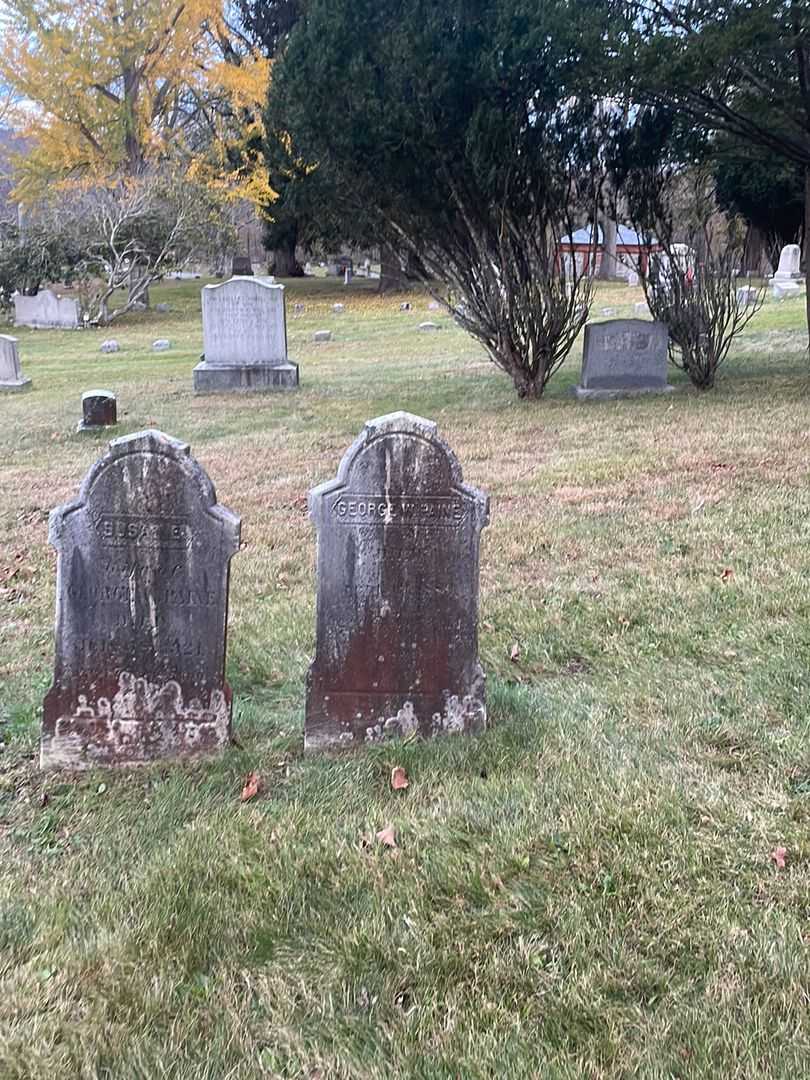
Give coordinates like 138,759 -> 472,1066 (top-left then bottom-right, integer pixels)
558,224 -> 662,279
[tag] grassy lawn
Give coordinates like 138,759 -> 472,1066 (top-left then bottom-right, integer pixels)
2,276 -> 810,1077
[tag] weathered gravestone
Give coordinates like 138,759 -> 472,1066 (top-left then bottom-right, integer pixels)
773,244 -> 801,281
306,411 -> 489,752
41,429 -> 241,770
14,289 -> 80,329
575,318 -> 672,400
193,276 -> 299,392
0,334 -> 32,392
77,390 -> 117,432
231,254 -> 253,275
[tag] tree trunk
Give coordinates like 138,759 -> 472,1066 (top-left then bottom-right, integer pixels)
378,243 -> 408,293
597,217 -> 619,280
743,223 -> 768,274
272,241 -> 303,277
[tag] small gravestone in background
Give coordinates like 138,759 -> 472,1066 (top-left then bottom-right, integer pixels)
100,339 -> 120,354
152,339 -> 171,352
154,302 -> 170,314
41,429 -> 241,770
77,390 -> 117,431
231,254 -> 253,276
575,319 -> 672,400
313,330 -> 332,342
306,411 -> 489,752
418,321 -> 440,332
332,303 -> 345,314
14,289 -> 80,329
0,334 -> 32,392
773,244 -> 801,281
194,276 -> 299,392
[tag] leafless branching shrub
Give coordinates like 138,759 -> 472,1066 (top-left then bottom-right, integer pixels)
626,165 -> 765,389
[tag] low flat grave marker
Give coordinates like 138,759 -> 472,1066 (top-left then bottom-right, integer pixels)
194,276 -> 299,392
306,411 -> 489,752
41,429 -> 241,769
0,334 -> 32,392
575,318 -> 672,400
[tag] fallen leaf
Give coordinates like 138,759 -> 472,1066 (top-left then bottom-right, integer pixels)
96,782 -> 106,795
721,568 -> 733,581
771,845 -> 787,869
391,766 -> 409,791
240,771 -> 262,802
376,824 -> 397,848
509,642 -> 520,662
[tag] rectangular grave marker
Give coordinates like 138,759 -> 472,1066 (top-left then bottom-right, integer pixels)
14,289 -> 80,329
306,412 -> 489,751
193,276 -> 299,392
575,318 -> 672,399
41,430 -> 241,769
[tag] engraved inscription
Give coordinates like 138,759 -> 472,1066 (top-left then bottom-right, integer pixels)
601,330 -> 651,352
93,514 -> 192,549
329,493 -> 466,526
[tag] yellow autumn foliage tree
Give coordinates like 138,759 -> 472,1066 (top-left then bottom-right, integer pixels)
0,0 -> 274,207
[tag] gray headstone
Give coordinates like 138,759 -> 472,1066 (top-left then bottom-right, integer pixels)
155,302 -> 171,314
13,289 -> 80,329
306,411 -> 489,752
294,302 -> 306,315
77,390 -> 117,431
100,339 -> 120,354
152,339 -> 171,351
737,286 -> 758,307
41,429 -> 241,770
0,334 -> 32,392
313,330 -> 332,342
194,276 -> 299,392
418,321 -> 440,332
575,319 -> 672,400
773,244 -> 801,281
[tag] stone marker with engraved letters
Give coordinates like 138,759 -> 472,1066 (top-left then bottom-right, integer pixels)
305,411 -> 489,752
0,334 -> 32,392
575,318 -> 672,400
193,276 -> 299,392
773,244 -> 801,281
41,429 -> 241,769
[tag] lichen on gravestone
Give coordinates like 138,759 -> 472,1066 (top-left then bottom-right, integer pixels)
305,411 -> 489,752
41,429 -> 241,770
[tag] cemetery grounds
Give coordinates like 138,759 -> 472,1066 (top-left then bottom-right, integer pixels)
2,276 -> 810,1078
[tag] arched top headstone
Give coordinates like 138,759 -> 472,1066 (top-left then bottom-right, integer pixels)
42,429 -> 241,770
306,412 -> 489,752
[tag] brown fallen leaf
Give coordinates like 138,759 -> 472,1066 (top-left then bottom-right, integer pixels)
720,567 -> 733,581
391,766 -> 409,791
771,845 -> 787,869
509,642 -> 520,662
240,771 -> 262,802
376,824 -> 397,848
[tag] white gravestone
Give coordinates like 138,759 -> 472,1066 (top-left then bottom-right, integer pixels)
193,276 -> 299,393
0,334 -> 32,392
14,289 -> 80,329
773,244 -> 801,281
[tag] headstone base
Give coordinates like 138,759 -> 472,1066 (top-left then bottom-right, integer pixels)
40,708 -> 231,771
0,376 -> 32,393
193,360 -> 299,393
573,384 -> 675,401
